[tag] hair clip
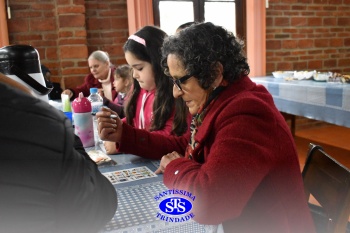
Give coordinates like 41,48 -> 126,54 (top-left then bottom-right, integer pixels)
128,35 -> 146,47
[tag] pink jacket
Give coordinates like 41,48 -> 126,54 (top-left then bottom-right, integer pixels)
120,88 -> 178,136
133,89 -> 174,135
118,76 -> 315,233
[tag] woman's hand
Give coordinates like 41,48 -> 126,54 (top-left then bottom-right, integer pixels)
103,141 -> 118,155
155,151 -> 183,174
96,107 -> 123,143
98,89 -> 105,98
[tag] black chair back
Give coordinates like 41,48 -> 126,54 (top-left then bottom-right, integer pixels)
302,143 -> 350,233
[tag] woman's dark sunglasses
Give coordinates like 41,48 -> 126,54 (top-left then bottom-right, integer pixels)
169,73 -> 193,91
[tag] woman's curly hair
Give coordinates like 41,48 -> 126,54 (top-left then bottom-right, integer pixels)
161,22 -> 250,89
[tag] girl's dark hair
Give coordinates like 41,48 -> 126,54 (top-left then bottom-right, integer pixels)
123,26 -> 188,136
161,22 -> 250,90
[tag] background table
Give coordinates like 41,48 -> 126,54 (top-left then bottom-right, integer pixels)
93,151 -> 214,233
251,77 -> 350,128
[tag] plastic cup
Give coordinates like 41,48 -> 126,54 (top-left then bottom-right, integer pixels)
61,94 -> 72,112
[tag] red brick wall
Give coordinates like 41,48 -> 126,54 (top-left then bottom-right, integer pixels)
85,0 -> 129,67
6,0 -> 350,89
266,0 -> 350,75
7,1 -> 61,80
6,0 -> 128,89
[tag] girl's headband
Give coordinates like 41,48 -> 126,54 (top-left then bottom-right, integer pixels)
128,35 -> 146,47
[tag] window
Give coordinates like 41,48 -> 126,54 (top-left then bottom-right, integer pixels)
152,0 -> 246,44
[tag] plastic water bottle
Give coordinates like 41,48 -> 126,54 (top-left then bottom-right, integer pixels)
88,88 -> 103,114
88,88 -> 103,149
72,92 -> 94,147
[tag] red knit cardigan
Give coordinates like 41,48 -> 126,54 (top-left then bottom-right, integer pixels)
118,76 -> 315,233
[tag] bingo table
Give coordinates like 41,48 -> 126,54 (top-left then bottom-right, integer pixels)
93,151 -> 217,233
49,100 -> 215,232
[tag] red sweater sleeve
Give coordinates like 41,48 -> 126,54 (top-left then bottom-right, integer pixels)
118,123 -> 190,160
71,74 -> 100,99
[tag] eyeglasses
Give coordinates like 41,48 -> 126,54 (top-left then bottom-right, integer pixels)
169,74 -> 194,91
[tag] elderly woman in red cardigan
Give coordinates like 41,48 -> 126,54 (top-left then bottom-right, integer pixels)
62,50 -> 118,102
97,22 -> 315,233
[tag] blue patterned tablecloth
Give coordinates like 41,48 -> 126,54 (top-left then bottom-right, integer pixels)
251,77 -> 350,128
96,153 -> 218,233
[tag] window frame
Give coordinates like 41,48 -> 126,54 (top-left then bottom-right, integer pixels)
152,0 -> 246,46
127,0 -> 265,77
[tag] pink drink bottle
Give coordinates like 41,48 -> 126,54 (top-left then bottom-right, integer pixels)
72,92 -> 94,147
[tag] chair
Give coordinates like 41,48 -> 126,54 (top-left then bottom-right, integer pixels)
302,143 -> 350,233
